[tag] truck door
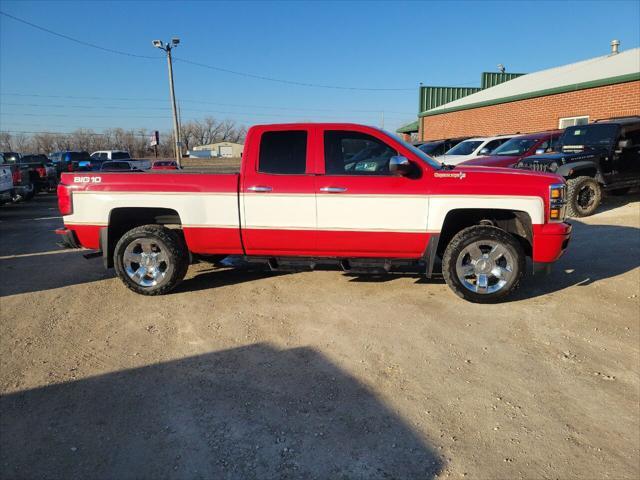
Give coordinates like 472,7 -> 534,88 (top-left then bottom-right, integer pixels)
615,125 -> 640,182
240,127 -> 317,255
314,128 -> 430,258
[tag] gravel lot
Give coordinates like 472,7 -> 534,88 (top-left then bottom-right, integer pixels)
1,193 -> 639,479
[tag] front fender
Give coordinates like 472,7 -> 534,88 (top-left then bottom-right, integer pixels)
555,160 -> 599,179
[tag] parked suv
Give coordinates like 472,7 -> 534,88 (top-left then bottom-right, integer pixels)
49,151 -> 91,174
435,134 -> 517,165
460,130 -> 562,168
516,117 -> 640,217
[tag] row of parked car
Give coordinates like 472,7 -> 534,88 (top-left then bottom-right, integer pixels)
415,116 -> 640,217
0,149 -> 178,205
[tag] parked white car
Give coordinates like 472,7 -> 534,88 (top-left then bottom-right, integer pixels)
435,134 -> 519,165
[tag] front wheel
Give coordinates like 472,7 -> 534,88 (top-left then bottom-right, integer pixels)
114,225 -> 189,295
442,226 -> 525,303
566,176 -> 602,217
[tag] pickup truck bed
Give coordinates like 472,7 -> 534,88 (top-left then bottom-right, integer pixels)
58,123 -> 572,303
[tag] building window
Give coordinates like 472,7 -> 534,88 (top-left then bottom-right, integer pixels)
559,116 -> 589,129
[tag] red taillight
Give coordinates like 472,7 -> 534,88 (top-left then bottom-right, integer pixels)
67,164 -> 74,172
12,169 -> 21,184
37,166 -> 47,178
57,184 -> 73,215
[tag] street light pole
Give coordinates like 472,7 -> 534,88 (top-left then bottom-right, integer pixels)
153,38 -> 182,167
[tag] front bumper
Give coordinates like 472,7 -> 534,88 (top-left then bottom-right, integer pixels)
533,222 -> 572,264
55,228 -> 81,249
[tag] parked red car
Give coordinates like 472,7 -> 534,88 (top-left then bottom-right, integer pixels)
460,130 -> 563,168
151,161 -> 178,170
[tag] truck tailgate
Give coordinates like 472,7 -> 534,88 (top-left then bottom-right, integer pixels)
59,171 -> 243,254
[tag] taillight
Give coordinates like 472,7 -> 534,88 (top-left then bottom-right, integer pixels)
12,169 -> 21,184
68,163 -> 74,172
37,166 -> 47,178
57,184 -> 73,215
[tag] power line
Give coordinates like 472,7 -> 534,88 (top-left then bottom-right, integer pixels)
0,11 -> 160,60
0,10 -> 416,92
0,102 -> 414,121
0,92 -> 416,115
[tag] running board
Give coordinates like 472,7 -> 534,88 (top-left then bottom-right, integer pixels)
241,256 -> 422,274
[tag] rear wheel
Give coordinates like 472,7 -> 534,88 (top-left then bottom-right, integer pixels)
442,226 -> 525,303
566,176 -> 601,217
114,225 -> 189,295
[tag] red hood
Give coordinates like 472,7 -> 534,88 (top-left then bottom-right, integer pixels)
453,163 -> 562,182
459,155 -> 519,168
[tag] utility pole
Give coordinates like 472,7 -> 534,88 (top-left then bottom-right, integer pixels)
153,37 -> 182,167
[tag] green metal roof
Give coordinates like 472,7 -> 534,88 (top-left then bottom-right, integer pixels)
481,72 -> 526,89
419,87 -> 481,113
396,120 -> 419,134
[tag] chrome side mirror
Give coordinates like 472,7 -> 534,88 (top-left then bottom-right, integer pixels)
535,148 -> 546,155
389,155 -> 412,176
478,147 -> 491,155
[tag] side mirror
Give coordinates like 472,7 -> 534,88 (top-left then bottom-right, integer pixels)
618,139 -> 632,149
389,155 -> 412,176
535,148 -> 546,155
478,147 -> 491,155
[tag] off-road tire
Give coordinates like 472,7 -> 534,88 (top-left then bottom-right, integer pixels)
442,226 -> 525,304
114,224 -> 189,295
566,176 -> 602,217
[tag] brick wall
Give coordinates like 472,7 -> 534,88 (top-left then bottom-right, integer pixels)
419,80 -> 640,141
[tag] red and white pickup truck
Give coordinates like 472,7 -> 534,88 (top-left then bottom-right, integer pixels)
56,123 -> 571,303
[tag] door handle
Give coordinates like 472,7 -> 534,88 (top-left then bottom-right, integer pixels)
247,185 -> 273,192
320,187 -> 348,193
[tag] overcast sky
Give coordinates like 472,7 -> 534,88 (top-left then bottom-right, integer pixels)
1,0 -> 639,135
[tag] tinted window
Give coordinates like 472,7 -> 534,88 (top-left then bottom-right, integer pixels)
112,152 -> 131,160
258,131 -> 307,174
324,131 -> 397,175
69,152 -> 90,162
559,124 -> 619,151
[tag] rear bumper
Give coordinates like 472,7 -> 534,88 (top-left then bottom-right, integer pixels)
533,222 -> 572,264
55,228 -> 81,249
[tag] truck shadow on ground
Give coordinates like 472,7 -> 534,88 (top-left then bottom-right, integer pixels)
0,344 -> 443,480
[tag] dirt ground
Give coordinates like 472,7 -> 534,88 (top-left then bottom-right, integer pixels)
1,193 -> 639,479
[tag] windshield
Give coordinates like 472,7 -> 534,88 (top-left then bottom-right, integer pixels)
492,138 -> 537,156
559,124 -> 618,151
446,140 -> 483,156
417,142 -> 442,155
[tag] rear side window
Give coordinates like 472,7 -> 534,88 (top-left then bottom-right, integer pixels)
258,131 -> 307,174
112,152 -> 131,160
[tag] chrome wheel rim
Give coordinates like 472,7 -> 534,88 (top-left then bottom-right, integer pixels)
455,240 -> 514,294
123,238 -> 171,287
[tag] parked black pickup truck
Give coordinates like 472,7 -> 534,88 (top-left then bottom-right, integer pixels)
18,154 -> 58,193
516,117 -> 640,217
